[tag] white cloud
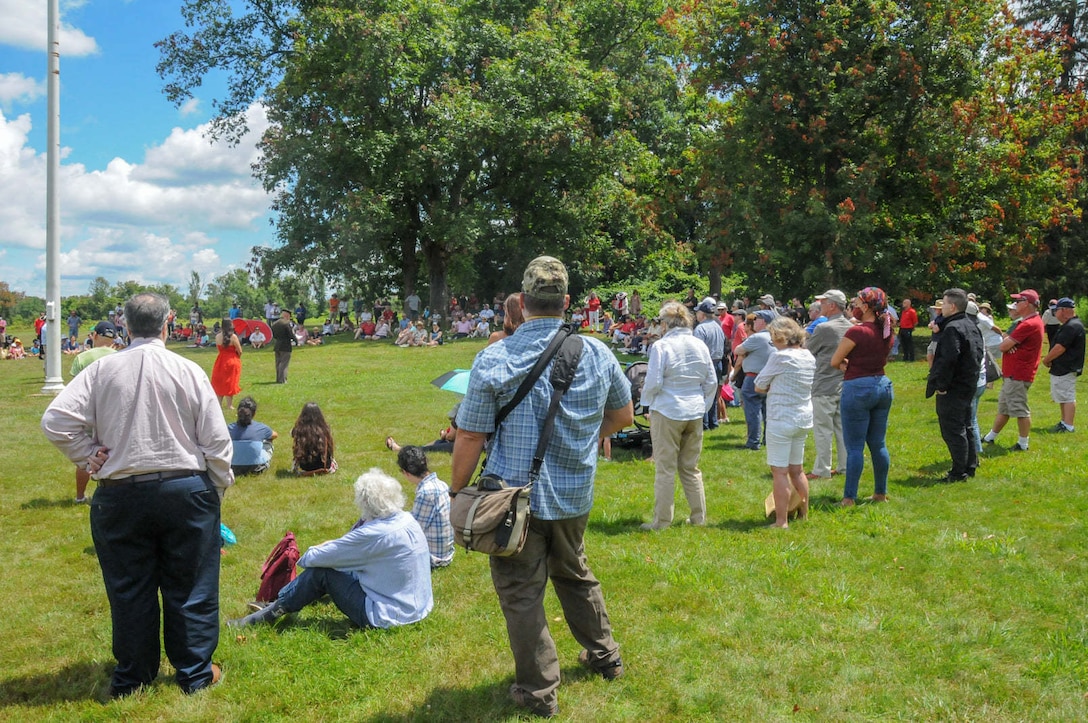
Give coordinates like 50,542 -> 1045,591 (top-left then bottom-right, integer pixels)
136,104 -> 269,187
0,73 -> 45,108
0,110 -> 46,249
179,98 -> 201,116
0,0 -> 99,56
0,104 -> 274,294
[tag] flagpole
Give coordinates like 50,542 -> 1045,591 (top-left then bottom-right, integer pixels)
42,0 -> 65,393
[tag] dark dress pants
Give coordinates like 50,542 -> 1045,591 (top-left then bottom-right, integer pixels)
936,393 -> 977,478
90,474 -> 221,695
703,359 -> 723,429
899,328 -> 915,361
274,349 -> 291,383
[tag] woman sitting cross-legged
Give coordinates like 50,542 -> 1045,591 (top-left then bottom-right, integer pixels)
229,397 -> 278,475
228,468 -> 434,629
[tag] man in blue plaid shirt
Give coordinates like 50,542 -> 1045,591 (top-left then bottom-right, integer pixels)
397,445 -> 454,568
452,256 -> 634,718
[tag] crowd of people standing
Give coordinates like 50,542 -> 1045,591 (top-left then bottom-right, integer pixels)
28,261 -> 1085,717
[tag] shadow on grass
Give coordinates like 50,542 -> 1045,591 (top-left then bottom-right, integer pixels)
365,664 -> 600,722
365,678 -> 505,722
20,497 -> 85,510
0,660 -> 112,705
588,517 -> 647,536
712,518 -> 774,533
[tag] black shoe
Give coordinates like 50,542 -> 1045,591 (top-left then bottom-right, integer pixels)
509,684 -> 558,718
226,604 -> 287,628
940,471 -> 970,483
579,650 -> 625,680
1051,423 -> 1073,433
1012,443 -> 1029,452
982,437 -> 995,445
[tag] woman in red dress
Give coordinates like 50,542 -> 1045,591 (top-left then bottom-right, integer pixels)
211,317 -> 243,410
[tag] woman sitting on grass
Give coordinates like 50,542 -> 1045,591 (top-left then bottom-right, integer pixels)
426,321 -> 444,346
292,402 -> 337,475
227,468 -> 433,629
229,397 -> 278,475
754,317 -> 815,528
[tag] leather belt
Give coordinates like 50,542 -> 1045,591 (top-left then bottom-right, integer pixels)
99,470 -> 203,487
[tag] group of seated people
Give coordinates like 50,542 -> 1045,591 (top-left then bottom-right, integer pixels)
393,320 -> 447,347
2,336 -> 27,359
225,418 -> 453,632
610,314 -> 662,354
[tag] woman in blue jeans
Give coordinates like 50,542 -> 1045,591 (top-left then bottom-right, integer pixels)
830,287 -> 895,506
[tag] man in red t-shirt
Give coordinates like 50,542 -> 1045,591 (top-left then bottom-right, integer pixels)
983,289 -> 1044,451
898,299 -> 919,362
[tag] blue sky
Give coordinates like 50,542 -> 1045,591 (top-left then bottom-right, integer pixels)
0,0 -> 274,297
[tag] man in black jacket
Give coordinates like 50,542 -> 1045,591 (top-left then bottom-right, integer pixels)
927,288 -> 985,481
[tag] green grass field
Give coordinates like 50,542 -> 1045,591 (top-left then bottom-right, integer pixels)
2,328 -> 1086,721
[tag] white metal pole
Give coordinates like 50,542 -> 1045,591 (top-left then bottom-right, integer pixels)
42,0 -> 64,393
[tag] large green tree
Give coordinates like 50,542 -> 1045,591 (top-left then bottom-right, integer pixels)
159,0 -> 688,310
677,0 -> 1085,300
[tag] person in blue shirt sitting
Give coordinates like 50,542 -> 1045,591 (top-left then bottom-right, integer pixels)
228,397 -> 277,475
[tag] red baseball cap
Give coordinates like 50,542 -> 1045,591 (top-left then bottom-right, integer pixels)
1010,289 -> 1039,305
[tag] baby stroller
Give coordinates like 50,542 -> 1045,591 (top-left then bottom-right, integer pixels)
610,361 -> 652,456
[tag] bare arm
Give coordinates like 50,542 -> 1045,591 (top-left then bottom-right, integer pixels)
600,402 -> 635,439
450,429 -> 488,492
1043,343 -> 1066,367
829,336 -> 856,371
998,335 -> 1018,353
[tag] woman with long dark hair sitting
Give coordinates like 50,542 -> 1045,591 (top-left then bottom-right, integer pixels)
292,402 -> 337,475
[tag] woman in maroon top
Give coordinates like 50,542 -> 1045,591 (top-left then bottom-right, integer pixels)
830,287 -> 895,506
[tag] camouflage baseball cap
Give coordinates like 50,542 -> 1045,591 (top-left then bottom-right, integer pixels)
522,256 -> 568,301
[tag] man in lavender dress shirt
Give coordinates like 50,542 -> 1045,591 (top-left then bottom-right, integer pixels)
42,292 -> 233,698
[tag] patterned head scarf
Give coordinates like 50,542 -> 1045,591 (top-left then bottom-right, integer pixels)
857,287 -> 887,313
857,286 -> 892,340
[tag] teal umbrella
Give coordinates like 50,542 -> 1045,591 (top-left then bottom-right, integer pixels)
431,369 -> 471,395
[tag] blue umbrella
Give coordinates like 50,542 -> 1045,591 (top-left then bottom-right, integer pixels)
431,369 -> 471,395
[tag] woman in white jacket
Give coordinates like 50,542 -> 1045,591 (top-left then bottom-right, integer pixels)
639,301 -> 718,530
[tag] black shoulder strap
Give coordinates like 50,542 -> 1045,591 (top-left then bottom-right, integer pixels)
530,331 -> 584,482
494,323 -> 578,428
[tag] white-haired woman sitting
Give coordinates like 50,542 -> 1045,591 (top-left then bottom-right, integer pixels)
228,469 -> 433,629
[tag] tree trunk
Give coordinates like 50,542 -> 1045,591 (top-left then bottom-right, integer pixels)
709,265 -> 722,299
423,241 -> 450,320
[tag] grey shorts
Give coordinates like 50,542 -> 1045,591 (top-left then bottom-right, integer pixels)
1050,373 -> 1078,404
997,378 -> 1032,417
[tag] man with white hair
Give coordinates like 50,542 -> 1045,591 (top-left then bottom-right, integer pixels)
1042,297 -> 1085,433
734,310 -> 776,449
228,468 -> 433,628
805,290 -> 852,480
